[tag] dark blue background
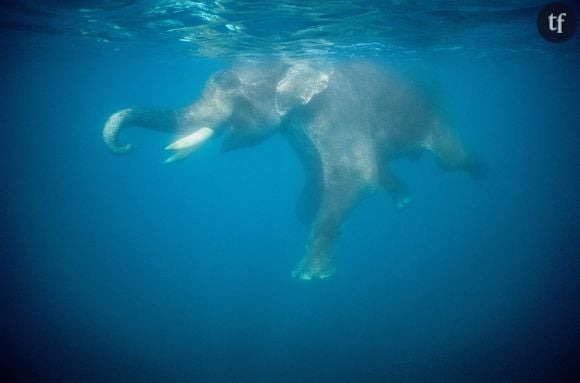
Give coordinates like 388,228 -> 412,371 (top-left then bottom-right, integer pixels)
1,41 -> 579,382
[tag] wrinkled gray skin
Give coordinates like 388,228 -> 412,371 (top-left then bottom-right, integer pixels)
103,59 -> 481,280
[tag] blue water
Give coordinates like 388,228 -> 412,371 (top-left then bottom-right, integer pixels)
1,1 -> 579,382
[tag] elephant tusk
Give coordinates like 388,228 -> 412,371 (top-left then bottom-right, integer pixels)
164,127 -> 215,151
163,147 -> 195,164
163,127 -> 215,164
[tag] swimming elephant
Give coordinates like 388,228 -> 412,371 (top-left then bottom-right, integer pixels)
103,58 -> 482,280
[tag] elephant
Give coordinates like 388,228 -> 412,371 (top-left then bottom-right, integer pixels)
103,58 -> 482,280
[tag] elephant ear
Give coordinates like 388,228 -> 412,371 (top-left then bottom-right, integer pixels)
275,62 -> 331,115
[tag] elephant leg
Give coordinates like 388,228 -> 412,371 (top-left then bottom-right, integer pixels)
296,176 -> 322,225
427,126 -> 484,178
379,165 -> 413,211
292,178 -> 362,280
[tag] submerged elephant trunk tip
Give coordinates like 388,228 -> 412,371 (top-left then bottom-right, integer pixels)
103,108 -> 135,155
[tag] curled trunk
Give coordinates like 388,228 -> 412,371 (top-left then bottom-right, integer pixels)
103,107 -> 179,154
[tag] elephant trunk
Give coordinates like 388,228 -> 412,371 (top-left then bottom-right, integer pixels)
103,107 -> 179,154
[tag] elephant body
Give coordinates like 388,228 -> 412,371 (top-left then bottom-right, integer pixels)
104,58 -> 481,280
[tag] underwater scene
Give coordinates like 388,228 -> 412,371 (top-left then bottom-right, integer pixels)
1,1 -> 579,382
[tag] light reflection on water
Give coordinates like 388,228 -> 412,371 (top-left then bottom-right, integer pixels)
0,0 -> 569,58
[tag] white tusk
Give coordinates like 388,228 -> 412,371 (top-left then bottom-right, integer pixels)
164,147 -> 194,164
165,127 -> 215,151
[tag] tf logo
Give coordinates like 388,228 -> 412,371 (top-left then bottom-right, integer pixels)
537,2 -> 577,43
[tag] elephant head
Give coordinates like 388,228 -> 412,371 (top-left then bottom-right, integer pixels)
104,59 -> 481,280
103,59 -> 332,163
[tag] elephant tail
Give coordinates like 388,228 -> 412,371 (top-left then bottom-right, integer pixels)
103,107 -> 179,154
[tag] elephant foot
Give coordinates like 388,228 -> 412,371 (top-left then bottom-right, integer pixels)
291,256 -> 335,280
